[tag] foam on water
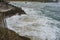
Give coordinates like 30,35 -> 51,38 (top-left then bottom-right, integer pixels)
6,7 -> 60,40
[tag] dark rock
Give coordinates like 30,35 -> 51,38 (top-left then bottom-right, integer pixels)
0,2 -> 30,40
0,27 -> 30,40
0,1 -> 26,18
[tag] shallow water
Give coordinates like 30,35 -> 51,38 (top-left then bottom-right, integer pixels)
6,2 -> 60,40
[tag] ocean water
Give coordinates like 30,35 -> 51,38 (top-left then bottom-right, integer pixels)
6,2 -> 60,40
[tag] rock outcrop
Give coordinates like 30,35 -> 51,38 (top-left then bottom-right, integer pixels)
0,27 -> 30,40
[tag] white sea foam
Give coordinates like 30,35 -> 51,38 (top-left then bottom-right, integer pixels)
6,7 -> 60,40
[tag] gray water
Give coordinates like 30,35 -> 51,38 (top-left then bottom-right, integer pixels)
41,6 -> 60,21
6,2 -> 60,40
9,2 -> 60,21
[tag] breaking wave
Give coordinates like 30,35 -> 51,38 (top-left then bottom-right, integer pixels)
6,2 -> 60,40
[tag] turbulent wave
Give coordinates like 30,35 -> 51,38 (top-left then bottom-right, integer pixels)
41,5 -> 60,21
6,2 -> 60,40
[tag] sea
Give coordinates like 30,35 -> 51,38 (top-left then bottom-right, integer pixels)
6,2 -> 60,40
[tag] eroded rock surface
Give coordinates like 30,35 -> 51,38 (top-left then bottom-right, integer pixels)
0,27 -> 30,40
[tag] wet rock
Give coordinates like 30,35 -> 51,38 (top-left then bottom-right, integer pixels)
0,1 -> 26,18
0,27 -> 30,40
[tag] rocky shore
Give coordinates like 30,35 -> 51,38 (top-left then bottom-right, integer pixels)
0,27 -> 30,40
